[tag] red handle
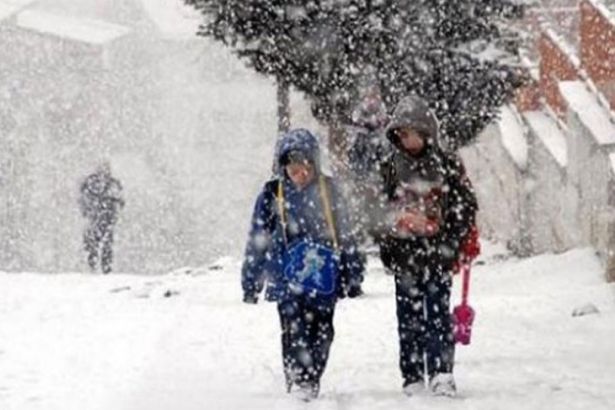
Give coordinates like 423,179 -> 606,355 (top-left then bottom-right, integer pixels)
461,261 -> 471,306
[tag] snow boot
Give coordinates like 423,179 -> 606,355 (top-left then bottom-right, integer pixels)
429,373 -> 457,397
292,382 -> 319,402
402,380 -> 423,397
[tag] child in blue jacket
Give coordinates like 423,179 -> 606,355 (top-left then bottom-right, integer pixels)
241,128 -> 364,401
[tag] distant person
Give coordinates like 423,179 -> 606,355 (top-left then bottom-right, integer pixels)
79,162 -> 124,274
241,129 -> 364,402
345,87 -> 391,266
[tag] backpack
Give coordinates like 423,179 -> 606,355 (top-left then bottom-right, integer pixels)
276,176 -> 340,297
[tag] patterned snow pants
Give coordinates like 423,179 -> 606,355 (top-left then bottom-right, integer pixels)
277,298 -> 335,388
83,222 -> 115,274
394,269 -> 455,386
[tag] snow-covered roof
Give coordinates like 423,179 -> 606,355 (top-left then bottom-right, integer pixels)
523,111 -> 568,168
137,0 -> 201,39
16,9 -> 131,44
498,105 -> 529,170
0,0 -> 35,22
559,80 -> 615,146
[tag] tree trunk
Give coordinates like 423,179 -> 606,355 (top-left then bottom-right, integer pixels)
277,77 -> 290,134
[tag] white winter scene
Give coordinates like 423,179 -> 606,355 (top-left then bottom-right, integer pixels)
1,1 -> 615,409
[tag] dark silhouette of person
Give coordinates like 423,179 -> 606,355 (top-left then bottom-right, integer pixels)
79,162 -> 124,274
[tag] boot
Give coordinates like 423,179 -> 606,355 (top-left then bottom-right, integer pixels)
292,382 -> 319,402
429,373 -> 457,397
402,379 -> 424,397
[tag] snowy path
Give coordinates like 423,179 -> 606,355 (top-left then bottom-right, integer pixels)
1,245 -> 614,410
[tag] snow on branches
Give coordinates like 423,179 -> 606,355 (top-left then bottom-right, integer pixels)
186,0 -> 529,148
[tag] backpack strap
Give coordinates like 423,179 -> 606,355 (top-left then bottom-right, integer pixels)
276,180 -> 288,246
318,176 -> 339,251
275,177 -> 339,250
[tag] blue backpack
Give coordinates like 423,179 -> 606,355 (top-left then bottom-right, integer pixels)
277,177 -> 340,297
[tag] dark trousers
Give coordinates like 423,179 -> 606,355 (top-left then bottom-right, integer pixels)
277,298 -> 335,388
394,269 -> 455,385
84,223 -> 114,274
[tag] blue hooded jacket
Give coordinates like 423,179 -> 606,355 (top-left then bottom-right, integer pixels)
241,129 -> 364,304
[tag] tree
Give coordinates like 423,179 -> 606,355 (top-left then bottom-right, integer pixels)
186,0 -> 528,149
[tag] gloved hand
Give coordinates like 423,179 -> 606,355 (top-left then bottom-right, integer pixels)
243,293 -> 258,304
395,210 -> 440,237
462,225 -> 481,261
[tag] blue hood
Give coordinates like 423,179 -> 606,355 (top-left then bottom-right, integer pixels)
274,128 -> 321,175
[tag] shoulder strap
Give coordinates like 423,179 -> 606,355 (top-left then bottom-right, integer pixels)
276,177 -> 339,250
318,176 -> 339,251
276,180 -> 288,246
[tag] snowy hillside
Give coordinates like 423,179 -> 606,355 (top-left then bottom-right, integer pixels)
1,243 -> 614,410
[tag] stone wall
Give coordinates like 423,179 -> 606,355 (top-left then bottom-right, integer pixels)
461,108 -> 531,255
470,82 -> 615,282
474,0 -> 615,282
524,111 -> 579,253
561,81 -> 615,263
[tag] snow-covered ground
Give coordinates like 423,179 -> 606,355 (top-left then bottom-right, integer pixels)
1,243 -> 614,410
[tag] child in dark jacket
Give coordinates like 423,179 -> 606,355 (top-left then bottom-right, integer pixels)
347,95 -> 477,397
241,128 -> 364,401
379,96 -> 478,397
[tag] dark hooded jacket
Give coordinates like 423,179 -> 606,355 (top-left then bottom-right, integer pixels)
79,168 -> 124,226
241,129 -> 364,304
344,94 -> 393,239
376,96 -> 478,273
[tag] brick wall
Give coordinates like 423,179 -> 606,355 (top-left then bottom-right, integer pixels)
580,0 -> 615,109
580,0 -> 615,82
516,0 -> 615,113
538,31 -> 579,117
515,81 -> 541,112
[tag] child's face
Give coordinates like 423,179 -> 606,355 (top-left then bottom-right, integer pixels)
395,127 -> 425,155
285,161 -> 315,189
